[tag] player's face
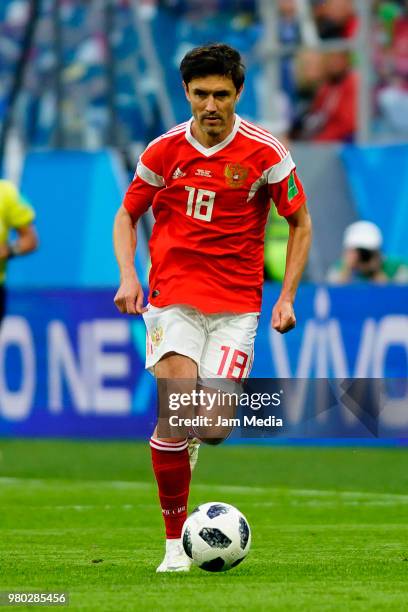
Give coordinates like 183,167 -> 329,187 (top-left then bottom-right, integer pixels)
184,75 -> 242,140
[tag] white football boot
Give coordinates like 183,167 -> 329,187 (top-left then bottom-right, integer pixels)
156,538 -> 192,573
187,437 -> 201,472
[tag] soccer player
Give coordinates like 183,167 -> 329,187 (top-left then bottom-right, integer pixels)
113,44 -> 312,572
0,180 -> 38,326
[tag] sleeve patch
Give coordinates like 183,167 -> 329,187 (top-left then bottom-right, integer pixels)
288,172 -> 299,200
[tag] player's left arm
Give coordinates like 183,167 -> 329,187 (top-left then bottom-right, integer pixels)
268,169 -> 312,334
271,203 -> 312,333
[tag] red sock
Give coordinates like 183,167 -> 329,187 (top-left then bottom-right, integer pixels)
150,438 -> 191,539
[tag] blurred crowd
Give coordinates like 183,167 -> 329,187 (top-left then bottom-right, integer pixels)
373,0 -> 408,135
279,0 -> 408,141
0,0 -> 408,149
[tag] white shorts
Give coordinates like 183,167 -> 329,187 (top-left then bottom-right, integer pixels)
143,304 -> 259,379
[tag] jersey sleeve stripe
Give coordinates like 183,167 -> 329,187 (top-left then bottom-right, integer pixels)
238,127 -> 286,159
165,122 -> 187,135
240,121 -> 288,157
144,124 -> 187,150
145,135 -> 163,150
247,152 -> 296,201
161,126 -> 186,140
136,160 -> 165,187
239,124 -> 287,157
241,119 -> 288,151
268,152 -> 295,183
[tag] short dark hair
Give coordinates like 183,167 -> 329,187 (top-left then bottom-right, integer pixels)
180,43 -> 245,91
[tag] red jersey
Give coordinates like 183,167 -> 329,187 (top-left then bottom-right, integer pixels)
123,114 -> 306,314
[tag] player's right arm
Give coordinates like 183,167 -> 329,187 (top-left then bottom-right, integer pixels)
113,145 -> 165,315
113,204 -> 145,315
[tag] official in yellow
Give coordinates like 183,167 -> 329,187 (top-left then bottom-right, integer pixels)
0,179 -> 38,324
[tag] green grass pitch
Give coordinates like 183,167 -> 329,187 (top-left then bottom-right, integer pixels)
1,440 -> 408,611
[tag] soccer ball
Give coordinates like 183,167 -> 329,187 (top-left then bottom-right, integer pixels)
181,502 -> 251,572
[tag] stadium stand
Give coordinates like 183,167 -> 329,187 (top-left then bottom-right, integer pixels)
1,0 -> 407,148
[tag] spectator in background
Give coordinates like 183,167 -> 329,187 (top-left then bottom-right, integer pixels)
391,0 -> 408,74
278,0 -> 302,102
297,50 -> 357,142
374,2 -> 408,136
279,0 -> 301,44
327,221 -> 408,283
377,72 -> 408,136
290,48 -> 324,139
0,179 -> 38,326
375,0 -> 402,45
313,0 -> 358,39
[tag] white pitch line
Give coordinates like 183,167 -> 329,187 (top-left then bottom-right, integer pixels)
283,488 -> 408,502
1,477 -> 408,503
0,477 -> 151,490
196,484 -> 408,502
44,504 -> 137,511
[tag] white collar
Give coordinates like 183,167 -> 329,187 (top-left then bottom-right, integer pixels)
185,114 -> 241,157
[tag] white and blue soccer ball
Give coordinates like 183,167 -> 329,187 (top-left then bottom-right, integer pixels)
181,502 -> 251,572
